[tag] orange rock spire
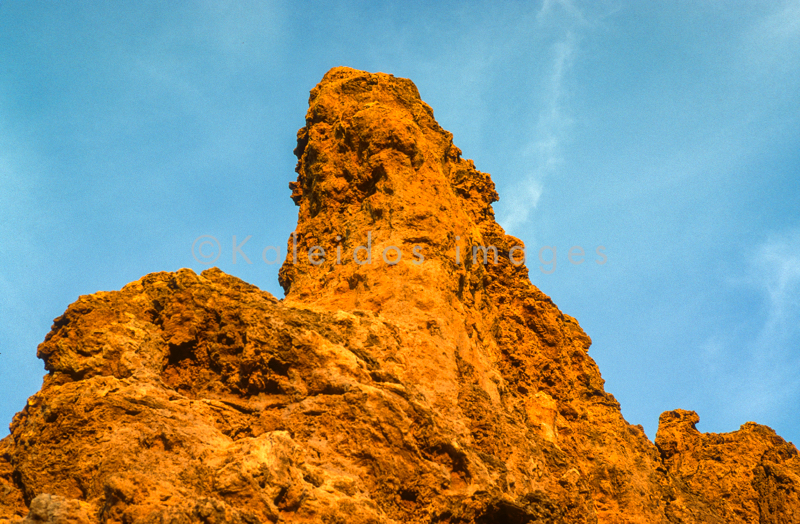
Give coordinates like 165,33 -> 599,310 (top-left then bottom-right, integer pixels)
280,67 -> 513,313
1,68 -> 799,524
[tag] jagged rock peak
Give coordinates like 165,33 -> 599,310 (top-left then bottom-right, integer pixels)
1,68 -> 800,524
279,67 -> 524,314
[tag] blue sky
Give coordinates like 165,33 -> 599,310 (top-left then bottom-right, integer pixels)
1,0 -> 799,444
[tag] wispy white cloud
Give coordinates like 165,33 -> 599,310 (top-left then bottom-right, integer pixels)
756,0 -> 800,42
499,3 -> 582,235
750,229 -> 800,343
703,228 -> 800,421
741,1 -> 800,81
537,0 -> 587,26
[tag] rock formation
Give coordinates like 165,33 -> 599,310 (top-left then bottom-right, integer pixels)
1,67 -> 798,523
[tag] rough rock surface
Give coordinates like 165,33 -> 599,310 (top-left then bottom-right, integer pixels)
1,67 -> 799,523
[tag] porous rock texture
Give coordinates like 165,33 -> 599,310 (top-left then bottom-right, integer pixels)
1,67 -> 799,523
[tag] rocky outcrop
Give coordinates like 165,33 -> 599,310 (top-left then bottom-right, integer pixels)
655,409 -> 800,522
1,67 -> 798,523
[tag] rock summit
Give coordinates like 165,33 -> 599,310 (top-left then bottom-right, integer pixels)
1,67 -> 798,523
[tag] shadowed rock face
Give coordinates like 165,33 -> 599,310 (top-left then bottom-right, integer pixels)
1,67 -> 799,524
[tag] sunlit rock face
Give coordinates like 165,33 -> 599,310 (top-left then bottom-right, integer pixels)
1,67 -> 798,524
